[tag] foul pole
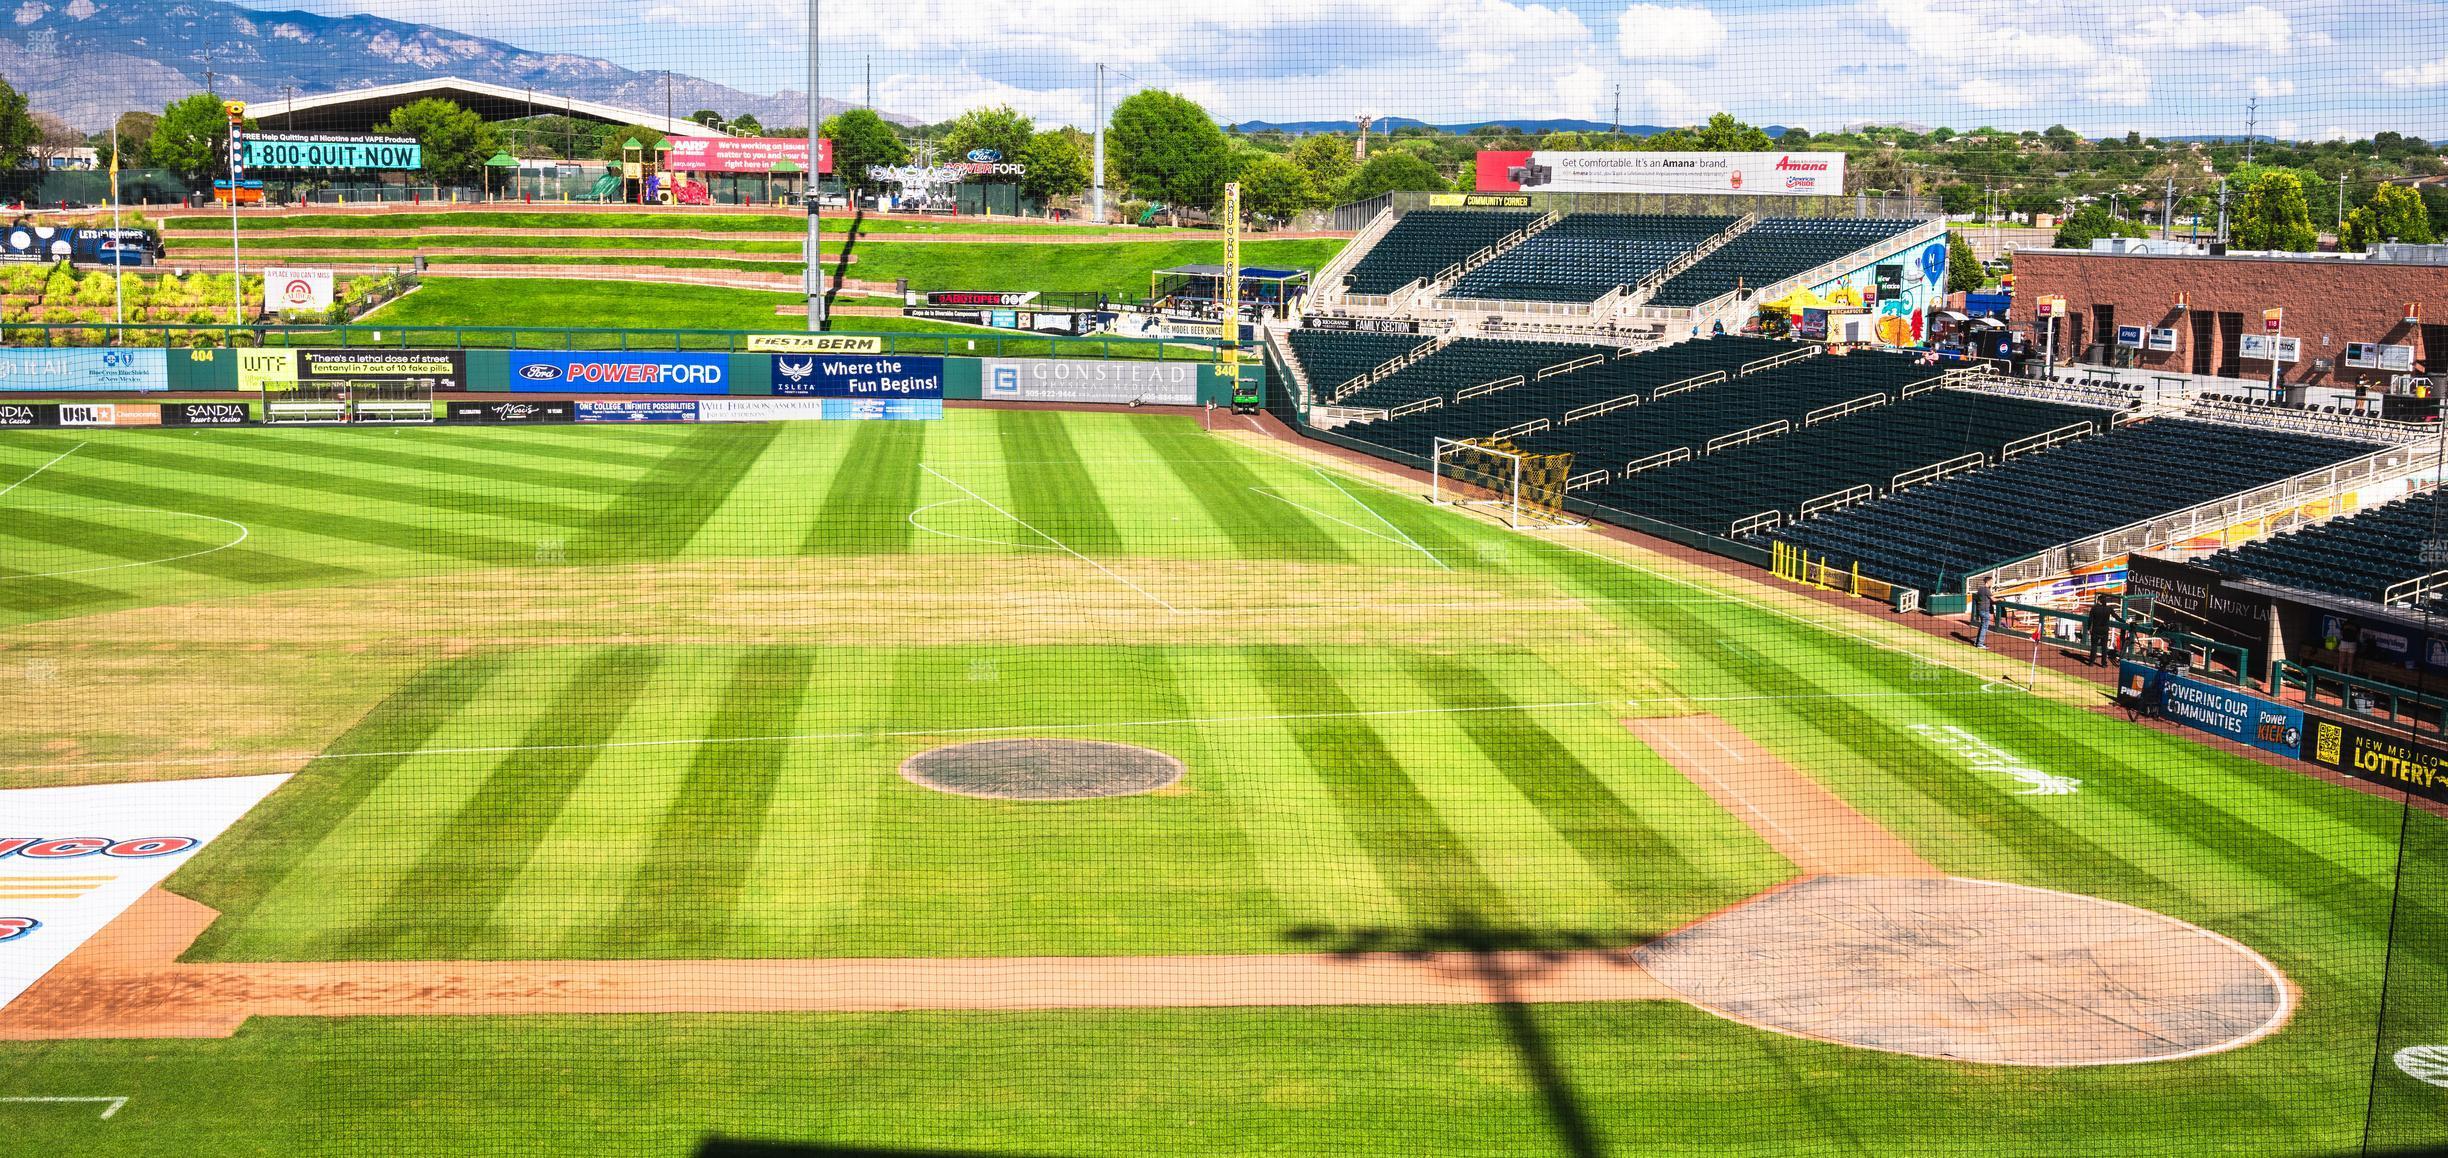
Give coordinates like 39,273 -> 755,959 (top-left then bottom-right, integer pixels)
1220,181 -> 1241,405
805,0 -> 825,332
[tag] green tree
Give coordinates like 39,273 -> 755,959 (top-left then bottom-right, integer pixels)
0,77 -> 35,174
729,113 -> 763,137
1020,128 -> 1090,202
1643,112 -> 1774,152
1289,133 -> 1356,199
2050,202 -> 2144,248
103,111 -> 158,168
819,108 -> 909,194
2341,182 -> 2437,249
373,98 -> 498,185
1946,230 -> 1983,294
148,93 -> 243,186
1108,89 -> 1230,220
689,108 -> 724,128
2233,169 -> 2319,251
1935,182 -> 1980,217
1342,150 -> 1447,201
941,104 -> 1033,163
1234,152 -> 1316,224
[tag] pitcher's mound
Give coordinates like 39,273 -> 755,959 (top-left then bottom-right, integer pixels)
1633,875 -> 2291,1066
901,739 -> 1185,800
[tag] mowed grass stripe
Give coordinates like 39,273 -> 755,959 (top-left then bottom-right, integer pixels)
993,410 -> 1123,554
1404,653 -> 1705,902
3,446 -> 534,566
203,428 -> 629,495
174,653 -> 511,961
0,507 -> 357,585
316,647 -> 664,959
422,427 -> 675,471
0,561 -> 131,619
682,421 -> 854,559
575,422 -> 782,562
1246,645 -> 1514,925
729,658 -> 897,941
806,421 -> 927,555
48,434 -> 602,531
620,647 -> 819,956
1136,419 -> 1352,563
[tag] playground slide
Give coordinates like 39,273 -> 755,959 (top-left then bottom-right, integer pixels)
586,171 -> 621,203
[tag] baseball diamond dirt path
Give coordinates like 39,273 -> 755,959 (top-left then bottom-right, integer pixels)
0,715 -> 2292,1066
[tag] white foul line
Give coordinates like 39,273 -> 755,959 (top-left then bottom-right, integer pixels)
1309,465 -> 1449,570
0,442 -> 84,500
920,463 -> 1181,613
0,1096 -> 126,1119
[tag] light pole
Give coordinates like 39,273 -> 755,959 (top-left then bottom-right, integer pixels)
805,0 -> 824,331
1092,64 -> 1106,225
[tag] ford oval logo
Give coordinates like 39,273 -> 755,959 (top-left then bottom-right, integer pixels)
965,148 -> 1002,163
517,363 -> 563,382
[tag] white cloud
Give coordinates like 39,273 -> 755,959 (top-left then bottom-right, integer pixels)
1639,77 -> 1712,124
873,69 -> 1092,126
2382,56 -> 2448,88
1875,0 -> 2096,68
2250,75 -> 2295,97
1552,65 -> 1609,120
1615,4 -> 1726,61
2119,4 -> 2296,54
2082,57 -> 2153,106
1957,77 -> 2028,109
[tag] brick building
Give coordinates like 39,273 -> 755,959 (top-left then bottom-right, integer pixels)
2009,244 -> 2447,407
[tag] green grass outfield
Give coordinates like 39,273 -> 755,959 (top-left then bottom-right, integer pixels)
164,212 -> 1192,236
0,410 -> 2438,1154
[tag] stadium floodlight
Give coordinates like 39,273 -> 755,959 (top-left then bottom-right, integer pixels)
805,0 -> 824,332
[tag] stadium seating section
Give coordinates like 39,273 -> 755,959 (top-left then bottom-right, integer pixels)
1342,209 -> 1537,296
1449,214 -> 1735,303
1582,388 -> 2105,534
1286,329 -> 1427,394
1648,218 -> 1924,308
1771,420 -> 2386,596
2208,489 -> 2447,615
1336,338 -> 1598,410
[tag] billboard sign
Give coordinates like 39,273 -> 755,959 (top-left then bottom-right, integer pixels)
575,400 -> 699,423
2240,334 -> 2302,363
0,348 -> 167,393
262,268 -> 334,314
163,402 -> 253,426
930,291 -> 1039,308
744,334 -> 882,354
1306,315 -> 1422,334
2115,324 -> 2146,348
446,400 -> 574,424
508,352 -> 729,394
663,137 -> 833,175
0,402 -> 58,427
237,133 -> 423,171
2123,661 -> 2305,757
1474,150 -> 1846,196
771,353 -> 944,397
698,398 -> 831,422
2147,327 -> 2180,352
2299,718 -> 2448,806
822,398 -> 942,421
981,358 -> 1200,405
297,348 -> 466,391
56,403 -> 161,427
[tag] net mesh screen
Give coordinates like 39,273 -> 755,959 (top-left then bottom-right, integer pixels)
0,2 -> 2444,1156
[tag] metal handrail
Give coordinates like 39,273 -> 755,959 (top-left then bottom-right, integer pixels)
1705,419 -> 1790,455
1563,391 -> 1642,424
1623,447 -> 1692,476
1803,392 -> 1888,427
0,319 -> 1222,358
1891,452 -> 1986,492
1799,483 -> 1876,519
2000,421 -> 2097,461
1651,369 -> 1728,400
2386,568 -> 2448,609
1456,374 -> 1526,402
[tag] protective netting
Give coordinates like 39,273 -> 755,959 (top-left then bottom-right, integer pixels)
0,2 -> 2444,1156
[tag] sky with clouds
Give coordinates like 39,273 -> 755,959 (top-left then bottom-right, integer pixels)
257,0 -> 2448,136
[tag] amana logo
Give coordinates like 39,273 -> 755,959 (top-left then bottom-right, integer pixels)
517,363 -> 564,382
1774,156 -> 1829,172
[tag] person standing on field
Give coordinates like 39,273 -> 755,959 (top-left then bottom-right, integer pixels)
1970,579 -> 1997,650
2085,593 -> 2116,666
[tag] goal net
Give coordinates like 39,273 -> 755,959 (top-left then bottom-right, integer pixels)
1430,437 -> 1578,528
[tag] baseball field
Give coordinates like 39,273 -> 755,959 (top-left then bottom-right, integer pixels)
0,408 -> 2440,1155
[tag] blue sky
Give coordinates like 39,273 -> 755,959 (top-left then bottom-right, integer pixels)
257,0 -> 2448,135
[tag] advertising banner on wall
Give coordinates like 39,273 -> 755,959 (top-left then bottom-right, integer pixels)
2300,717 -> 2448,805
575,400 -> 698,422
745,334 -> 882,354
2122,661 -> 2306,757
664,137 -> 831,174
2123,552 -> 2269,659
447,400 -> 574,424
0,401 -> 58,426
698,398 -> 831,422
510,352 -> 729,394
981,358 -> 1201,405
822,398 -> 943,421
57,403 -> 161,427
1305,316 -> 1422,334
771,353 -> 944,398
262,268 -> 334,315
163,401 -> 253,425
298,348 -> 466,391
238,133 -> 423,171
1474,150 -> 1847,195
0,348 -> 168,393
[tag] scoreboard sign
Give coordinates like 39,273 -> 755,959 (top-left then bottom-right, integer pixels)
237,133 -> 424,171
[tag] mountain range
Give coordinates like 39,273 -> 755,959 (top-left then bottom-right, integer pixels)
0,0 -> 905,131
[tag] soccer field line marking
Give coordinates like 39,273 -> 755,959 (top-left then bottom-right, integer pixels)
0,1096 -> 126,1119
1223,433 -> 2040,690
904,498 -> 1060,552
0,688 -> 2016,775
1247,486 -> 1433,558
0,442 -> 84,500
1307,465 -> 1449,570
0,507 -> 251,582
919,463 -> 1182,613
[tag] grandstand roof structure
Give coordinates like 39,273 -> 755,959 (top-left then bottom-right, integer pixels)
247,77 -> 730,138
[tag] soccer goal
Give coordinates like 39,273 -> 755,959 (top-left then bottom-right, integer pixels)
1430,437 -> 1581,529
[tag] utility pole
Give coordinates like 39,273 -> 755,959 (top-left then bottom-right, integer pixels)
2337,171 -> 2347,238
1610,84 -> 1620,142
805,0 -> 823,331
2216,177 -> 2230,246
1092,64 -> 1107,224
2162,173 -> 2175,239
2244,96 -> 2258,166
865,56 -> 871,110
665,71 -> 674,136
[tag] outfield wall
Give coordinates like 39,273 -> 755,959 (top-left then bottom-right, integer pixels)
0,348 -> 1260,406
